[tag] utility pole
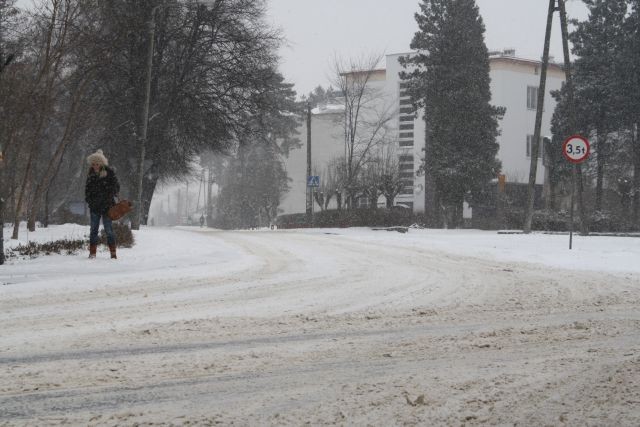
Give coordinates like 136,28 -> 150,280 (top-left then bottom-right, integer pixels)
306,102 -> 312,224
523,0 -> 555,233
558,0 -> 588,236
133,5 -> 161,230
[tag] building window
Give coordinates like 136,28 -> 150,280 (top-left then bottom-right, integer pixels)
356,197 -> 370,208
399,140 -> 414,147
399,155 -> 414,162
399,163 -> 414,171
399,132 -> 414,138
400,107 -> 415,114
399,115 -> 414,122
399,172 -> 414,179
399,124 -> 414,130
527,86 -> 538,110
399,98 -> 413,106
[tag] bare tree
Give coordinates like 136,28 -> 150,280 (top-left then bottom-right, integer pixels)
331,53 -> 396,208
7,0 -> 83,239
375,144 -> 405,208
27,73 -> 92,231
358,157 -> 383,209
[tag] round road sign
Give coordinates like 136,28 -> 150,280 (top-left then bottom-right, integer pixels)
562,135 -> 590,164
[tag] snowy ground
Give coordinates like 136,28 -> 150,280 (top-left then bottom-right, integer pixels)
1,224 -> 639,426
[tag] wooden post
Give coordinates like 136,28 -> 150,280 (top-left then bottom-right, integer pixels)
524,0 -> 556,233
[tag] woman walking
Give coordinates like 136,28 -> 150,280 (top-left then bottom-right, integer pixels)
85,149 -> 120,259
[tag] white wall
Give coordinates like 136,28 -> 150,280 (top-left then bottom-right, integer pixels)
279,109 -> 344,215
489,58 -> 565,185
386,53 -> 426,212
280,53 -> 566,216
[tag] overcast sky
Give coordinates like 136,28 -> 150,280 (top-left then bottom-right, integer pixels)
266,0 -> 590,96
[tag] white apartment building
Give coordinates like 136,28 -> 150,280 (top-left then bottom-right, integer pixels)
280,50 -> 565,216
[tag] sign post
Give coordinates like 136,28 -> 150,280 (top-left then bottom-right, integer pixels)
562,135 -> 590,249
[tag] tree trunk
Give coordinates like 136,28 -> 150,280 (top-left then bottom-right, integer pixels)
0,197 -> 4,265
27,79 -> 87,231
549,181 -> 557,211
369,193 -> 378,210
206,164 -> 214,226
423,123 -> 438,227
12,112 -> 47,239
43,188 -> 49,228
386,195 -> 393,208
140,175 -> 158,226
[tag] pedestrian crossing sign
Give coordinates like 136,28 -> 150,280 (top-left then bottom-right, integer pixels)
307,175 -> 320,187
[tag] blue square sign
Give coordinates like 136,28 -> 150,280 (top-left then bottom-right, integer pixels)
307,175 -> 320,187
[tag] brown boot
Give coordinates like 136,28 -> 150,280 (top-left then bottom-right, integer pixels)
89,244 -> 97,259
109,244 -> 117,259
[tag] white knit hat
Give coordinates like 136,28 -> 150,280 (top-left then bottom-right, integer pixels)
87,149 -> 108,167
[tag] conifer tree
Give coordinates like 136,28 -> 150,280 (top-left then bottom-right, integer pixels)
625,0 -> 640,223
400,0 -> 504,227
570,0 -> 628,212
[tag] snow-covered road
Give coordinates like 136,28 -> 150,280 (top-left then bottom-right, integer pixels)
1,226 -> 639,425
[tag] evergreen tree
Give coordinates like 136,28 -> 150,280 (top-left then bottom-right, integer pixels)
400,0 -> 504,227
570,0 -> 628,212
624,0 -> 640,224
549,85 -> 582,210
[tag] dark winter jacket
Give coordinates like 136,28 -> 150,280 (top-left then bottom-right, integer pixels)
85,166 -> 120,215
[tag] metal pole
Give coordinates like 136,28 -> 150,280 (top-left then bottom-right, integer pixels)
569,165 -> 575,249
524,0 -> 556,233
306,103 -> 312,224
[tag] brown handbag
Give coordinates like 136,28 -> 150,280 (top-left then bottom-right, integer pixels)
108,198 -> 133,221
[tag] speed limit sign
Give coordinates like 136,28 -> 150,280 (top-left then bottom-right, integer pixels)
562,135 -> 590,164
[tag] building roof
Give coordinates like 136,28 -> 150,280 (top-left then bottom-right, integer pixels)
312,103 -> 344,115
387,50 -> 565,73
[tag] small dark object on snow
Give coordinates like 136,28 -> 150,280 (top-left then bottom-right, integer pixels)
372,226 -> 408,233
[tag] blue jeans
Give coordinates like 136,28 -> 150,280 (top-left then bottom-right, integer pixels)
90,211 -> 116,246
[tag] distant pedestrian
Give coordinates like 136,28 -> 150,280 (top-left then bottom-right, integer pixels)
85,149 -> 120,259
199,214 -> 205,228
